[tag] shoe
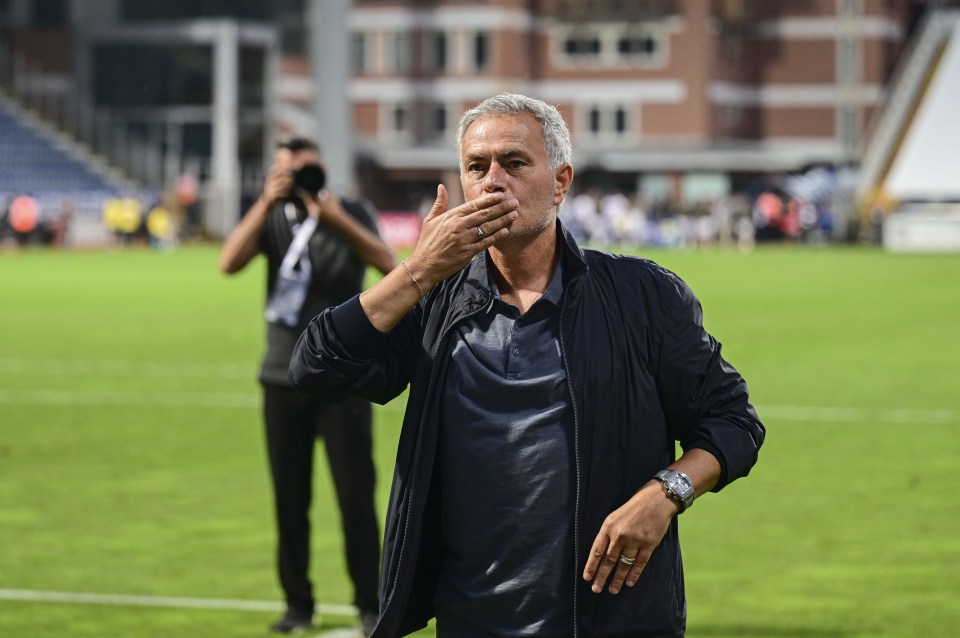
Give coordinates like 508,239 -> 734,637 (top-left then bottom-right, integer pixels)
359,609 -> 378,637
270,608 -> 314,633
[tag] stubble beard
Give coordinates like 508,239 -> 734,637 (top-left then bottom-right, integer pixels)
497,203 -> 556,249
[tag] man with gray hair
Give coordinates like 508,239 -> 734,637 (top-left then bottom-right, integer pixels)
290,93 -> 764,637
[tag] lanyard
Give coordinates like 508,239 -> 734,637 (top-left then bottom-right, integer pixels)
279,211 -> 319,275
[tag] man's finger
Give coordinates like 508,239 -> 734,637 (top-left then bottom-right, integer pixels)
582,533 -> 610,581
590,551 -> 620,593
275,148 -> 293,170
624,554 -> 648,589
606,548 -> 642,595
463,197 -> 518,229
477,224 -> 512,247
423,184 -> 449,221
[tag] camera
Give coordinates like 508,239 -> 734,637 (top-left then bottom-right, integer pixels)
292,164 -> 326,194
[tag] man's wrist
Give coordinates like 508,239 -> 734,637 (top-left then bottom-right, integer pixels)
654,469 -> 695,513
254,194 -> 275,211
402,258 -> 438,294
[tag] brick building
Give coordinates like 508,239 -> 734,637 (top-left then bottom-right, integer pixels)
0,0 -> 936,234
275,0 -> 924,211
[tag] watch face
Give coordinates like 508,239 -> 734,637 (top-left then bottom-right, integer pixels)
673,474 -> 693,496
660,471 -> 694,510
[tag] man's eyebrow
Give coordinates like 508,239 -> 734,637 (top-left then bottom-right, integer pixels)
463,148 -> 532,164
498,148 -> 530,160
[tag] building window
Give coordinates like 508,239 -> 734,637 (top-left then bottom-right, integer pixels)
432,105 -> 446,137
424,103 -> 449,141
582,104 -> 632,142
617,27 -> 658,58
589,107 -> 601,133
614,106 -> 627,133
563,28 -> 602,59
473,32 -> 490,71
239,45 -> 266,107
616,23 -> 663,63
93,44 -> 214,107
278,0 -> 307,56
392,105 -> 409,134
425,31 -> 448,72
382,103 -> 412,143
388,32 -> 412,73
351,32 -> 368,74
557,22 -> 665,67
720,104 -> 743,129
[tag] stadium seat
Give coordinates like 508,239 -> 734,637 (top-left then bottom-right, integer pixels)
0,101 -> 117,194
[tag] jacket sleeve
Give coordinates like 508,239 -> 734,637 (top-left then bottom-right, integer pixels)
288,294 -> 418,405
653,272 -> 765,491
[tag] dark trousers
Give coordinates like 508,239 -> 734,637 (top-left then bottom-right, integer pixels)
262,384 -> 380,615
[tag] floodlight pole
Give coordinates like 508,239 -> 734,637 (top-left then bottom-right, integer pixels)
209,20 -> 241,239
308,0 -> 355,196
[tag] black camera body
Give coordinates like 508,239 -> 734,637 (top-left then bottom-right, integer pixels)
292,164 -> 326,193
287,164 -> 326,210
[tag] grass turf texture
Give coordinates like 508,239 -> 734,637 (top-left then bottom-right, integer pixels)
1,244 -> 958,637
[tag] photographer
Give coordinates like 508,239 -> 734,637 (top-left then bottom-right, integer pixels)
219,136 -> 396,635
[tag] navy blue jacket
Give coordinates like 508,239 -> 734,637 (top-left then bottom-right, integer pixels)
289,223 -> 764,637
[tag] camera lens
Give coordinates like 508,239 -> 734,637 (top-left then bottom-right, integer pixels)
292,164 -> 326,193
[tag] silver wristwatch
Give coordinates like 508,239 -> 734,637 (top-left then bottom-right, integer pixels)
654,470 -> 695,513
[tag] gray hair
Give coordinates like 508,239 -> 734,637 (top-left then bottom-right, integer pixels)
456,93 -> 573,170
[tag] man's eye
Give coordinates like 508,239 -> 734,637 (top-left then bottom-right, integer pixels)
468,164 -> 485,173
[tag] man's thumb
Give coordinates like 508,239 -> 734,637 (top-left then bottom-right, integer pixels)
425,183 -> 448,219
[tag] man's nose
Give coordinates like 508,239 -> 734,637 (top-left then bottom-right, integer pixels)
482,162 -> 507,192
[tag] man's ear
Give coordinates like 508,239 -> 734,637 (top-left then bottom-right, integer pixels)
553,164 -> 574,205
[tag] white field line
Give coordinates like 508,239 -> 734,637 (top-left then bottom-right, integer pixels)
0,357 -> 956,424
309,630 -> 363,638
0,388 -> 955,425
758,404 -> 958,425
0,358 -> 252,380
0,588 -> 358,617
0,389 -> 259,409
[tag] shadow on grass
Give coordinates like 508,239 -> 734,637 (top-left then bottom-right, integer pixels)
691,626 -> 852,637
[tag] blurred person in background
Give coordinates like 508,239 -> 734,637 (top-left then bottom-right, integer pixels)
289,94 -> 764,638
218,135 -> 396,635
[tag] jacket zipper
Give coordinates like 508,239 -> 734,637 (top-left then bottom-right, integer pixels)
558,286 -> 582,638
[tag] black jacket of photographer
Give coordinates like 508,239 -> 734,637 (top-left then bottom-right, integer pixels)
259,196 -> 380,386
288,221 -> 765,637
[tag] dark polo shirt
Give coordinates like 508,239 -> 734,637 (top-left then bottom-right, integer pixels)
258,198 -> 379,386
434,251 -> 575,637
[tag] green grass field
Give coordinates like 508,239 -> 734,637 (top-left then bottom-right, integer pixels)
1,244 -> 958,637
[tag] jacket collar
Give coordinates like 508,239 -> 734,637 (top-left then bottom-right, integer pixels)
459,217 -> 589,304
557,217 -> 589,279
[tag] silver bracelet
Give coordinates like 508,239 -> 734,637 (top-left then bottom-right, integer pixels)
400,260 -> 424,301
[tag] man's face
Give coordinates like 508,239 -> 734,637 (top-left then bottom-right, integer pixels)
459,112 -> 572,243
275,148 -> 321,172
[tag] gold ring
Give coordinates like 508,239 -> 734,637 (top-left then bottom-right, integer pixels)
618,553 -> 636,566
